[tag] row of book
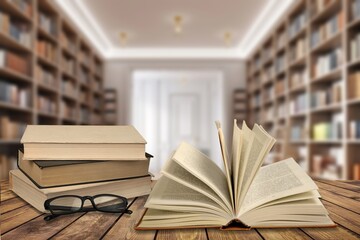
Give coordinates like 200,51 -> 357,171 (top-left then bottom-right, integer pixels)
291,124 -> 306,140
275,79 -> 285,95
252,94 -> 261,108
93,96 -> 101,109
80,107 -> 90,122
37,39 -> 56,62
0,11 -> 31,47
348,71 -> 360,99
277,102 -> 286,119
80,89 -> 90,103
11,126 -> 152,212
61,79 -> 77,96
0,80 -> 30,107
349,120 -> 360,139
0,49 -> 29,75
37,95 -> 56,114
289,37 -> 307,62
290,68 -> 308,89
350,32 -> 360,62
313,48 -> 342,78
312,114 -> 343,140
289,10 -> 307,39
351,0 -> 360,21
310,10 -> 343,49
79,67 -> 90,84
263,85 -> 274,102
263,106 -> 274,122
79,49 -> 91,67
62,55 -> 76,76
35,64 -> 56,87
310,81 -> 342,108
290,92 -> 307,114
262,64 -> 274,83
60,100 -> 76,120
93,78 -> 101,91
277,31 -> 286,50
275,54 -> 286,74
60,31 -> 76,53
38,11 -> 56,36
8,0 -> 32,17
310,0 -> 333,17
0,115 -> 26,140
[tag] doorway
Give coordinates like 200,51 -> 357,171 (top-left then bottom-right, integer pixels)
131,70 -> 224,177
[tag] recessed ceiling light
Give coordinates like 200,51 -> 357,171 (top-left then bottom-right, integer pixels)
119,32 -> 128,47
174,15 -> 183,34
224,32 -> 232,46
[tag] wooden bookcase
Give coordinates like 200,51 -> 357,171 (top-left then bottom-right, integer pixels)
246,0 -> 360,179
233,89 -> 247,122
0,0 -> 104,160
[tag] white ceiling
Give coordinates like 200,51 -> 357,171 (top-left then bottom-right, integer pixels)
55,0 -> 294,59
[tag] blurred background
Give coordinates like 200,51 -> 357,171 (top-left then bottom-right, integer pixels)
1,0 -> 359,180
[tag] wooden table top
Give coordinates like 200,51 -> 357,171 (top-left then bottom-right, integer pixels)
1,179 -> 360,240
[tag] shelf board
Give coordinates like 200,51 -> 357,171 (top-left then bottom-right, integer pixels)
347,139 -> 360,144
311,67 -> 342,84
289,27 -> 307,44
347,58 -> 360,68
290,111 -> 307,118
37,55 -> 58,70
262,79 -> 273,86
0,101 -> 32,113
0,67 -> 32,83
37,111 -> 58,119
263,120 -> 274,125
275,69 -> 286,78
62,47 -> 76,59
62,94 -> 77,102
311,31 -> 342,54
290,140 -> 307,144
277,116 -> 286,122
310,140 -> 342,144
289,84 -> 306,94
310,103 -> 342,113
37,83 -> 59,94
62,70 -> 76,80
347,98 -> 360,105
61,117 -> 77,123
38,27 -> 58,44
0,0 -> 33,22
311,0 -> 342,24
289,56 -> 306,69
348,17 -> 360,29
276,92 -> 286,100
0,32 -> 32,53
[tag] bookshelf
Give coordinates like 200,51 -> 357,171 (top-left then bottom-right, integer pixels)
233,89 -> 247,122
0,0 -> 104,162
246,0 -> 360,179
104,89 -> 117,125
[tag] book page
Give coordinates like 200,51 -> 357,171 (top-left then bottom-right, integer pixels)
172,142 -> 233,213
239,158 -> 318,215
237,123 -> 275,209
231,120 -> 242,213
162,157 -> 233,214
215,121 -> 234,209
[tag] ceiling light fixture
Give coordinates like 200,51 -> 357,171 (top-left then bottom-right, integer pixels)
119,32 -> 128,47
224,32 -> 232,46
174,15 -> 183,34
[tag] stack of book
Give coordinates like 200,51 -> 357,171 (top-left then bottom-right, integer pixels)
10,125 -> 152,212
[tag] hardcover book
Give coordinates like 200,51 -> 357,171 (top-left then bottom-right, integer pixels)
135,121 -> 335,230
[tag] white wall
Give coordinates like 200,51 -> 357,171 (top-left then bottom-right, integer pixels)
104,59 -> 246,144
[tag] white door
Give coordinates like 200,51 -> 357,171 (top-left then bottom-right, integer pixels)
132,70 -> 224,177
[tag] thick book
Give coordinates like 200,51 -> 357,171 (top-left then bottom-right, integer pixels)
20,125 -> 147,160
10,169 -> 152,213
135,121 -> 335,230
17,150 -> 152,188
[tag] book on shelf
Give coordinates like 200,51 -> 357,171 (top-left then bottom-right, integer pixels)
80,107 -> 90,123
290,37 -> 307,62
38,11 -> 56,36
91,113 -> 102,125
1,154 -> 17,180
35,64 -> 56,87
310,81 -> 342,108
20,125 -> 147,160
312,113 -> 342,140
289,10 -> 307,39
348,71 -> 360,99
0,49 -> 29,75
136,121 -> 335,230
277,30 -> 286,50
313,47 -> 342,78
349,120 -> 360,139
0,115 -> 26,140
37,95 -> 56,114
79,67 -> 90,84
311,0 -> 333,16
276,102 -> 286,119
7,0 -> 33,17
312,147 -> 343,179
79,49 -> 90,67
36,39 -> 56,62
352,0 -> 360,21
275,79 -> 285,95
291,124 -> 306,141
275,54 -> 285,74
0,11 -> 31,47
310,10 -> 343,49
0,79 -> 31,107
290,68 -> 308,89
61,78 -> 76,96
290,92 -> 307,114
354,164 -> 360,180
264,85 -> 274,102
17,150 -> 153,188
60,100 -> 76,119
61,55 -> 75,76
60,31 -> 76,53
10,169 -> 152,212
350,32 -> 360,62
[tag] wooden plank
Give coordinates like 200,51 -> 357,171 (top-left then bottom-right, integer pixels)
50,200 -> 136,240
317,179 -> 360,192
257,228 -> 312,240
207,228 -> 262,240
2,212 -> 86,240
302,225 -> 360,240
0,197 -> 27,214
315,181 -> 360,199
1,190 -> 17,202
1,204 -> 42,234
322,200 -> 360,235
102,197 -> 156,240
318,189 -> 360,213
156,229 -> 207,240
1,181 -> 10,192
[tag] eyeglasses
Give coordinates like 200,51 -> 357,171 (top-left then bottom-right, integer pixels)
44,194 -> 132,221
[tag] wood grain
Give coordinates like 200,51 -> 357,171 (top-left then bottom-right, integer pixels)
302,226 -> 360,240
257,228 -> 312,240
317,180 -> 360,192
0,197 -> 27,214
315,181 -> 360,199
1,190 -> 17,202
318,189 -> 360,213
1,180 -> 10,192
2,212 -> 86,240
156,229 -> 207,240
1,205 -> 42,234
207,228 -> 262,240
102,197 -> 156,240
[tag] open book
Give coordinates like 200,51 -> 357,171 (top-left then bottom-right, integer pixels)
135,121 -> 335,230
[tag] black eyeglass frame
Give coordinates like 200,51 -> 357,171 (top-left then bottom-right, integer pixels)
44,194 -> 132,216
